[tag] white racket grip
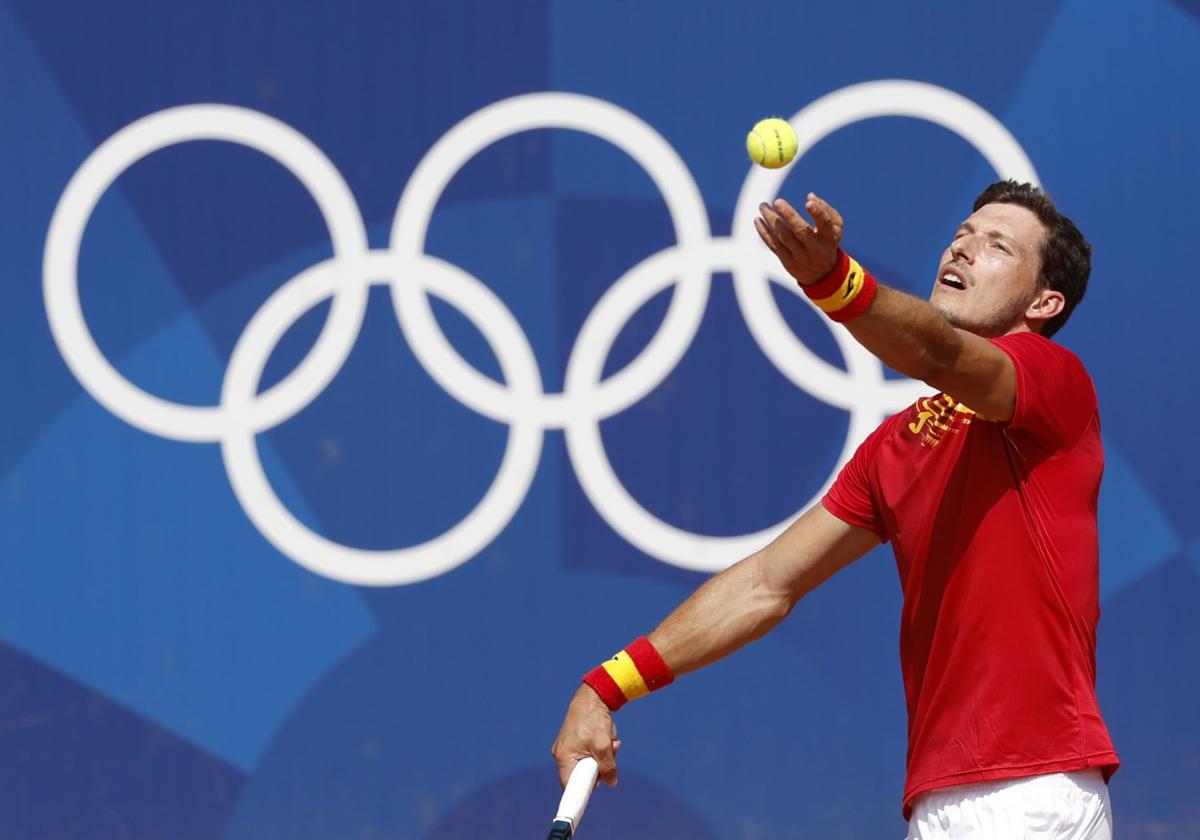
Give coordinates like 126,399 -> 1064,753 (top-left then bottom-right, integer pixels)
555,756 -> 599,829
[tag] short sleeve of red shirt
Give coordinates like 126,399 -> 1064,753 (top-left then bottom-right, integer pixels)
822,415 -> 896,542
990,332 -> 1097,451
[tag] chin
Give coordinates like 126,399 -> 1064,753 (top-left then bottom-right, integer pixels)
933,302 -> 1008,338
932,300 -> 964,327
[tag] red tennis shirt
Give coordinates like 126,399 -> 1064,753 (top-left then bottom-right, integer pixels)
822,331 -> 1119,818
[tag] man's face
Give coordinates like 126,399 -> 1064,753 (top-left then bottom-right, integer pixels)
930,202 -> 1046,337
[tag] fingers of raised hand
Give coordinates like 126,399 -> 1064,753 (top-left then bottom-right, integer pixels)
755,217 -> 805,284
754,216 -> 784,255
771,198 -> 814,238
804,193 -> 844,245
758,202 -> 811,259
755,194 -> 844,285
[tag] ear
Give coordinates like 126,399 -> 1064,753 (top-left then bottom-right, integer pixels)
1025,287 -> 1065,329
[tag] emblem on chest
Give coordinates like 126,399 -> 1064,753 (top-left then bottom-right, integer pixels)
908,393 -> 976,447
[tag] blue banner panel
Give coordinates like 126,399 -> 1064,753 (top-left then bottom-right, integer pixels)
3,0 -> 1199,836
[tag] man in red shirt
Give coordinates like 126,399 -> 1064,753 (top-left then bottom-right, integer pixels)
552,181 -> 1118,838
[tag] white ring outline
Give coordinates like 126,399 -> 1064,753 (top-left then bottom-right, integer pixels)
43,105 -> 369,442
389,92 -> 712,428
220,252 -> 543,586
563,240 -> 882,571
42,82 -> 1041,583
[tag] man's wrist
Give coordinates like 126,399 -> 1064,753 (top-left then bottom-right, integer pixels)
575,681 -> 611,711
581,636 -> 674,712
803,250 -> 852,294
801,249 -> 878,323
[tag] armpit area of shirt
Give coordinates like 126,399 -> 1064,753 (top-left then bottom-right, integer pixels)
821,494 -> 889,543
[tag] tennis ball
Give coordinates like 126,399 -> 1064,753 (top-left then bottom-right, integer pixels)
746,118 -> 798,169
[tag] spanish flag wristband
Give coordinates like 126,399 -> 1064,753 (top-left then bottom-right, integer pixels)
802,249 -> 878,323
582,637 -> 675,712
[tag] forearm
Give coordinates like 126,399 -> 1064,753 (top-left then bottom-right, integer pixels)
842,283 -> 964,382
823,256 -> 1016,418
647,550 -> 791,678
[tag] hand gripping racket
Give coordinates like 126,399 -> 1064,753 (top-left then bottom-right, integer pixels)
547,756 -> 599,839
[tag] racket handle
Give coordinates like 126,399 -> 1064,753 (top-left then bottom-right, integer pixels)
550,756 -> 599,838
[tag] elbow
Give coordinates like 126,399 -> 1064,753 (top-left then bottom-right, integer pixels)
764,587 -> 795,627
751,592 -> 793,641
750,553 -> 799,628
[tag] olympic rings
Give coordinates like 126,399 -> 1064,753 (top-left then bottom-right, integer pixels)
43,82 -> 1040,584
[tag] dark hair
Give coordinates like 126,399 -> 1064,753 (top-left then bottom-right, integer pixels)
972,180 -> 1091,339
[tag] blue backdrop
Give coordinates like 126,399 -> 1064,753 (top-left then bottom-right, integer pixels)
2,1 -> 1198,837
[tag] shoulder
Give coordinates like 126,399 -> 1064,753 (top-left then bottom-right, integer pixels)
988,331 -> 1090,376
989,332 -> 1096,403
837,407 -> 913,475
988,332 -> 1098,447
872,404 -> 918,442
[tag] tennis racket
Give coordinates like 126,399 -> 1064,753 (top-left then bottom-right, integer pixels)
546,756 -> 599,839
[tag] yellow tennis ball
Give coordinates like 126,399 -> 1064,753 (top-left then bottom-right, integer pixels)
746,117 -> 798,169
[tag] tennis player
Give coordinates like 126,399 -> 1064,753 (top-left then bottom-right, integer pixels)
551,181 -> 1119,838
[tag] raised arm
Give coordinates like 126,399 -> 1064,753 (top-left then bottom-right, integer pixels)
550,504 -> 879,787
755,194 -> 1020,422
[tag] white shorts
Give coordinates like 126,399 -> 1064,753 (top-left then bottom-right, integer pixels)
905,769 -> 1112,839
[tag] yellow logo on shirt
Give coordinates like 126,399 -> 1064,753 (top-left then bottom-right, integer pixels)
908,393 -> 975,447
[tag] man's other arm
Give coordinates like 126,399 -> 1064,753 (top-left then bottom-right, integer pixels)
647,504 -> 878,677
551,505 -> 879,787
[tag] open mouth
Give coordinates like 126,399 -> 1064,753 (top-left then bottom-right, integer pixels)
938,269 -> 967,290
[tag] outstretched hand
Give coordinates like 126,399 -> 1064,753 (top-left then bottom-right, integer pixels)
754,193 -> 844,287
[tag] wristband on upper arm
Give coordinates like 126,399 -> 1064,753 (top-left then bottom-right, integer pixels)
802,249 -> 878,323
582,636 -> 675,712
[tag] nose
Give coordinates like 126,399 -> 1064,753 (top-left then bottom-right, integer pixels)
950,235 -> 974,264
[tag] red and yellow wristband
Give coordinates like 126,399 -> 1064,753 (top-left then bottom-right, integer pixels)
582,637 -> 675,712
802,249 -> 878,323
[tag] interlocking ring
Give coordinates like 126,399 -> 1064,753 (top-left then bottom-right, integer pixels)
43,82 -> 1039,585
44,105 -> 370,442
